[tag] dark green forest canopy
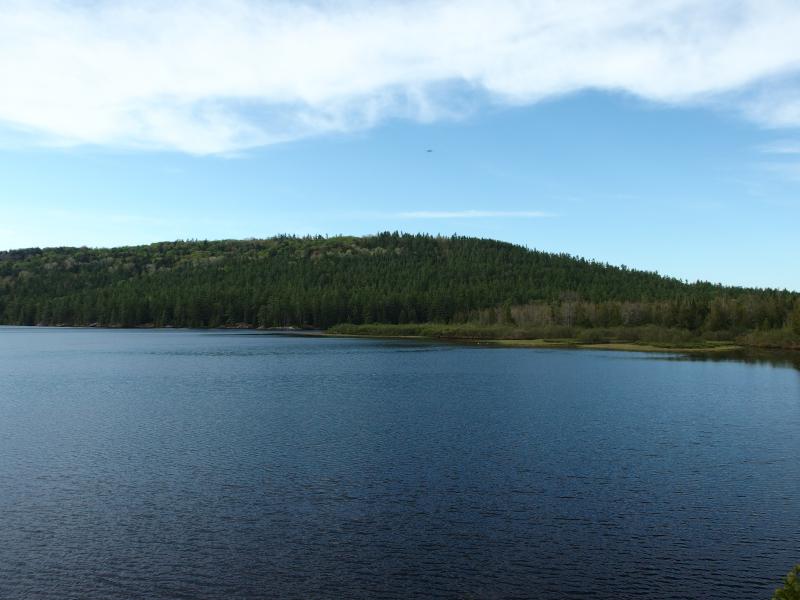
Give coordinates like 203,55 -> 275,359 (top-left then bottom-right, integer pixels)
0,232 -> 796,333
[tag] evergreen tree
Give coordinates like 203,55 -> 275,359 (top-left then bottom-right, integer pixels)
0,233 -> 795,343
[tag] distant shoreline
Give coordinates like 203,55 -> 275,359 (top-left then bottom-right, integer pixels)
316,331 -> 743,355
7,323 -> 800,362
0,323 -> 756,356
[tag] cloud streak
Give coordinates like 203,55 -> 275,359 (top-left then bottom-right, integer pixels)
397,210 -> 554,219
758,139 -> 800,154
2,0 -> 800,154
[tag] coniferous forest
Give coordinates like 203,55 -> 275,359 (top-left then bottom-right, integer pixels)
1,232 -> 798,348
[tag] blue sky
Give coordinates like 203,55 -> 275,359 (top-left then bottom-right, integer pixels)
1,1 -> 799,290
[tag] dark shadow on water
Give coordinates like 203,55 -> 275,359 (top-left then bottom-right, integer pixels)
669,348 -> 800,371
184,329 -> 800,371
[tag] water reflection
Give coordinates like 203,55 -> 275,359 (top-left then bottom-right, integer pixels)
673,348 -> 800,371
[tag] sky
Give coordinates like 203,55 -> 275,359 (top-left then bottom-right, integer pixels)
0,0 -> 799,290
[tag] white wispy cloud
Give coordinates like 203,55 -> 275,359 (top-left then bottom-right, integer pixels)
397,210 -> 554,219
43,208 -> 162,224
2,0 -> 800,154
761,161 -> 800,181
758,139 -> 800,154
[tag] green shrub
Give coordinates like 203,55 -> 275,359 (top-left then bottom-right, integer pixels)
773,564 -> 800,600
576,328 -> 611,343
739,328 -> 800,350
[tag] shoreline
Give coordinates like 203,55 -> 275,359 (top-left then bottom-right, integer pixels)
6,323 -> 800,359
316,331 -> 744,355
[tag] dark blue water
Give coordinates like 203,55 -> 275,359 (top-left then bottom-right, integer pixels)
0,328 -> 798,599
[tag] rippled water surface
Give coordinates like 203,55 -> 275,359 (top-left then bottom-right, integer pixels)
1,328 -> 798,599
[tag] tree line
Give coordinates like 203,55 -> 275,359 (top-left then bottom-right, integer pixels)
1,233 -> 797,341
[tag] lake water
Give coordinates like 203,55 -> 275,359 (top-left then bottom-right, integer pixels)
1,328 -> 798,599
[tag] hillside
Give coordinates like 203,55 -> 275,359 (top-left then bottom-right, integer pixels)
0,233 -> 798,347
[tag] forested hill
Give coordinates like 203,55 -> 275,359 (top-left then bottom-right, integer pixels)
0,233 -> 797,336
